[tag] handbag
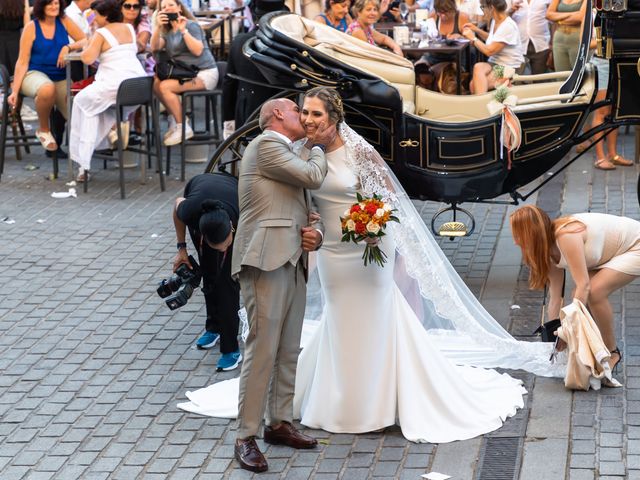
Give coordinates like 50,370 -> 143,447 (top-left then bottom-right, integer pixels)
155,59 -> 199,84
533,270 -> 566,342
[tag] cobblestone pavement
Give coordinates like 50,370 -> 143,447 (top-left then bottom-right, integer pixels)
0,130 -> 638,479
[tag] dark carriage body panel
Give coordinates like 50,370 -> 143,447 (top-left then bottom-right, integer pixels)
213,2 -> 640,208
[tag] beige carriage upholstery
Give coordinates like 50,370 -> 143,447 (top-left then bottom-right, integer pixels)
270,14 -> 596,122
271,14 -> 418,113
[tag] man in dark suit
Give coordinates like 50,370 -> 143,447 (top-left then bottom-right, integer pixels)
221,0 -> 288,138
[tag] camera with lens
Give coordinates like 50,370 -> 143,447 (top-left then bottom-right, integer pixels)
157,255 -> 202,310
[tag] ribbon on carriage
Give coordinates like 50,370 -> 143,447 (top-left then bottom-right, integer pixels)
487,86 -> 522,170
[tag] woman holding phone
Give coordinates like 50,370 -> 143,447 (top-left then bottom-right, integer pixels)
151,0 -> 218,146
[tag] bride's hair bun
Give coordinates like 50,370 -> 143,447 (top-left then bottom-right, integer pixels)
304,86 -> 344,125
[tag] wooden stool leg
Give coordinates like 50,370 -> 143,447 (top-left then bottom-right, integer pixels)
635,125 -> 639,164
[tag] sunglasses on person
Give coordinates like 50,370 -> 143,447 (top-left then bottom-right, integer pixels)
122,3 -> 141,9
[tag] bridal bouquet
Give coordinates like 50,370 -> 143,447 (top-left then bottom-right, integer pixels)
340,193 -> 399,267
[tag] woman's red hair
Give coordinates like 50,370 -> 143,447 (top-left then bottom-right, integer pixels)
510,205 -> 555,290
510,205 -> 585,289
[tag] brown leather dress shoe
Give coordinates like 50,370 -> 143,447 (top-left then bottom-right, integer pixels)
264,422 -> 318,449
234,437 -> 268,472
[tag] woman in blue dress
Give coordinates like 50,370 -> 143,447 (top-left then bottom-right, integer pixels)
315,0 -> 352,32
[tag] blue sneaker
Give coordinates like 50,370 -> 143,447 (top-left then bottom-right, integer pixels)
196,331 -> 220,350
217,351 -> 243,371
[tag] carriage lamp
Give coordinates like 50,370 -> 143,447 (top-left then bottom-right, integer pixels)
431,205 -> 476,239
438,221 -> 469,237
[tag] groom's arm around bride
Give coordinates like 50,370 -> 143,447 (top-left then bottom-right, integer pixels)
231,98 -> 335,473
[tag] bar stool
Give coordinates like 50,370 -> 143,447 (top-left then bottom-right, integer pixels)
91,76 -> 165,199
0,64 -> 59,181
165,61 -> 226,181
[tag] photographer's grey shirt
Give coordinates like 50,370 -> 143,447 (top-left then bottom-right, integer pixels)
164,20 -> 216,70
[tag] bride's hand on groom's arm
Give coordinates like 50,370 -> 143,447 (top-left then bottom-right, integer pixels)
301,226 -> 323,252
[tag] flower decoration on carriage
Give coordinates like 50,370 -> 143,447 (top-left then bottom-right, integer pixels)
487,81 -> 522,171
340,193 -> 399,267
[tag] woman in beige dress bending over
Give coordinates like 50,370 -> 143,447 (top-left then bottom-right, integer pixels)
510,205 -> 640,374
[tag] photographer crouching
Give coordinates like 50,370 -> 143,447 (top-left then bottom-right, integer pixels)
171,172 -> 241,371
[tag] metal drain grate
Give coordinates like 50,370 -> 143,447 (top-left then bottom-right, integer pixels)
475,436 -> 524,480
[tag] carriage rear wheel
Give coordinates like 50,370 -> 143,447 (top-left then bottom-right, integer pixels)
205,119 -> 261,176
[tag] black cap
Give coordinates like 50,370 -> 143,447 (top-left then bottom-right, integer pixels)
252,0 -> 288,17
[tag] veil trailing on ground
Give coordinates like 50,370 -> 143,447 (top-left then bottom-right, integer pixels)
332,123 -> 564,377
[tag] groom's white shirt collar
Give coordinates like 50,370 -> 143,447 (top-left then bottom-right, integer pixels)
266,129 -> 292,147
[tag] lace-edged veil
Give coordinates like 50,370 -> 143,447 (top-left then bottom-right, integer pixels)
308,123 -> 564,377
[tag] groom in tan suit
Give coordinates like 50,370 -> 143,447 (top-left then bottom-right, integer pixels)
232,98 -> 335,473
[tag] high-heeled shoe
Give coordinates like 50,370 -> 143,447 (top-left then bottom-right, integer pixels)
610,347 -> 623,375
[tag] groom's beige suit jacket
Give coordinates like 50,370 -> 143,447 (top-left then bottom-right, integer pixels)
232,130 -> 327,276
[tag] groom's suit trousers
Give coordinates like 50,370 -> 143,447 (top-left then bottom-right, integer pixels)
236,260 -> 306,439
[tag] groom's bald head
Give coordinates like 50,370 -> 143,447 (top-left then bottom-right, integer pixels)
258,99 -> 306,141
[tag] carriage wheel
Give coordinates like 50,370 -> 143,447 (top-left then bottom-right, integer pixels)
205,119 -> 261,176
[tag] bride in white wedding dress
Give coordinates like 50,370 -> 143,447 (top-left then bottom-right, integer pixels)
178,87 -> 564,443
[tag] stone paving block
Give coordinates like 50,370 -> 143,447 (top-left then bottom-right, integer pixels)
569,469 -> 595,480
571,440 -> 596,454
292,452 -> 320,467
379,447 -> 405,461
342,467 -> 370,479
599,461 -> 627,476
569,454 -> 595,468
286,467 -> 314,479
90,457 -> 122,473
316,458 -> 345,473
204,457 -> 233,473
111,465 -> 144,479
600,433 -> 624,448
373,461 -> 400,477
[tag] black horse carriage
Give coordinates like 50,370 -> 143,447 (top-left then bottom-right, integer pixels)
207,0 -> 640,235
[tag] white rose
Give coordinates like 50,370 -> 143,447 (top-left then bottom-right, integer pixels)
359,202 -> 366,210
366,221 -> 381,234
346,219 -> 356,232
343,209 -> 351,217
375,208 -> 385,218
383,203 -> 392,212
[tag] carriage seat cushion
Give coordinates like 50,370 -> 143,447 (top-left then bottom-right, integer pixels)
271,14 -> 416,107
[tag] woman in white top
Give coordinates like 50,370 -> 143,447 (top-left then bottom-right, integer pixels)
69,0 -> 145,181
462,0 -> 524,93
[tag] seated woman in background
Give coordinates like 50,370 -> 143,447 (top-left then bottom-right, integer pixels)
462,0 -> 523,93
69,0 -> 146,182
151,0 -> 218,146
510,205 -> 640,377
430,0 -> 469,39
346,0 -> 403,56
315,0 -> 352,32
8,0 -> 86,151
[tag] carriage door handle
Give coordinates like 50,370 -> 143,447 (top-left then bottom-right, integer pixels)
399,140 -> 419,147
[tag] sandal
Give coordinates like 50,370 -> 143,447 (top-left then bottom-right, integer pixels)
610,154 -> 633,166
108,121 -> 130,150
594,158 -> 616,170
35,129 -> 57,151
76,172 -> 90,183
